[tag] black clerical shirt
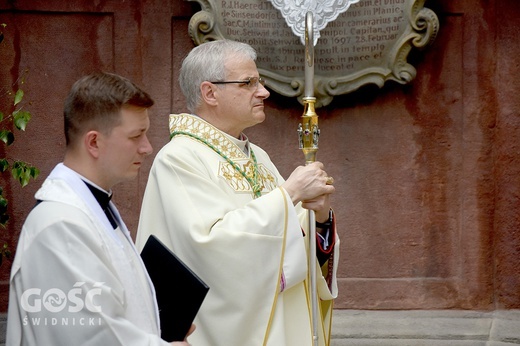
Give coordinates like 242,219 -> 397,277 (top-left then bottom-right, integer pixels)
84,181 -> 118,229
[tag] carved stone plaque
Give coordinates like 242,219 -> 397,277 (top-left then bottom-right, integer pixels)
188,0 -> 439,107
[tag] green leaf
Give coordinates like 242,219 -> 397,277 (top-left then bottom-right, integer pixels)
11,161 -> 36,187
0,194 -> 7,215
0,111 -> 4,122
14,89 -> 24,106
0,129 -> 14,145
0,159 -> 8,172
0,195 -> 7,208
29,166 -> 40,179
13,110 -> 31,131
0,214 -> 8,227
11,162 -> 24,186
22,171 -> 31,187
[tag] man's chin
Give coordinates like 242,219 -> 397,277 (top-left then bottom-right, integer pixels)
121,170 -> 140,183
253,111 -> 266,123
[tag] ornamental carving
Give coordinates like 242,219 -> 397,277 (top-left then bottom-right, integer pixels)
187,0 -> 439,107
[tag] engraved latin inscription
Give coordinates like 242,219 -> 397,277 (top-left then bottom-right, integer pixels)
189,0 -> 438,104
216,0 -> 407,77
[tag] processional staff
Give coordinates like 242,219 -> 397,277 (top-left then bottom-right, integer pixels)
297,11 -> 320,346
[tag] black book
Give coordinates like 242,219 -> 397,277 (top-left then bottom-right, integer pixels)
141,235 -> 209,342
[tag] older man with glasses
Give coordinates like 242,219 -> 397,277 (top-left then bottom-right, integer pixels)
137,40 -> 339,346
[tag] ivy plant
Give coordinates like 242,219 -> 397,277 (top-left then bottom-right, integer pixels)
0,23 -> 40,265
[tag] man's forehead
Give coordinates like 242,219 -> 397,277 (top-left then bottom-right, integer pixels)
224,57 -> 258,77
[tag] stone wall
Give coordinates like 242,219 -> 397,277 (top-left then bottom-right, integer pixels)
0,0 -> 518,315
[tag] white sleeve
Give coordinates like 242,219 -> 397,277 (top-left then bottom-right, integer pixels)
7,206 -> 170,346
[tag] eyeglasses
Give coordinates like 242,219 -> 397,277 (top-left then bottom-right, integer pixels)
210,76 -> 265,89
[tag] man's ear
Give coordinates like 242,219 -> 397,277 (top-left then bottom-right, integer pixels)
84,130 -> 101,159
200,81 -> 218,106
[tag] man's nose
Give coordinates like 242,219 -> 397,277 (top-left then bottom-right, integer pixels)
141,135 -> 153,156
256,83 -> 270,99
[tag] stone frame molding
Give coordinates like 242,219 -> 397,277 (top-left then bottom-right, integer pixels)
187,0 -> 439,107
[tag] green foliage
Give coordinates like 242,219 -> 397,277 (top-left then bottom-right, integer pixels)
0,23 -> 39,264
11,161 -> 39,188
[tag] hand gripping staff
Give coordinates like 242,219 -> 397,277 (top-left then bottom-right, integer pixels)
297,11 -> 320,346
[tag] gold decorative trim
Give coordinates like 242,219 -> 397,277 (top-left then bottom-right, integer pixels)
170,114 -> 278,195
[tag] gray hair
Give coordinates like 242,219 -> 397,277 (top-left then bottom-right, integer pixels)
179,40 -> 257,113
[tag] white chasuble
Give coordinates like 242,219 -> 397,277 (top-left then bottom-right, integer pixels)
137,113 -> 339,346
7,163 -> 168,346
